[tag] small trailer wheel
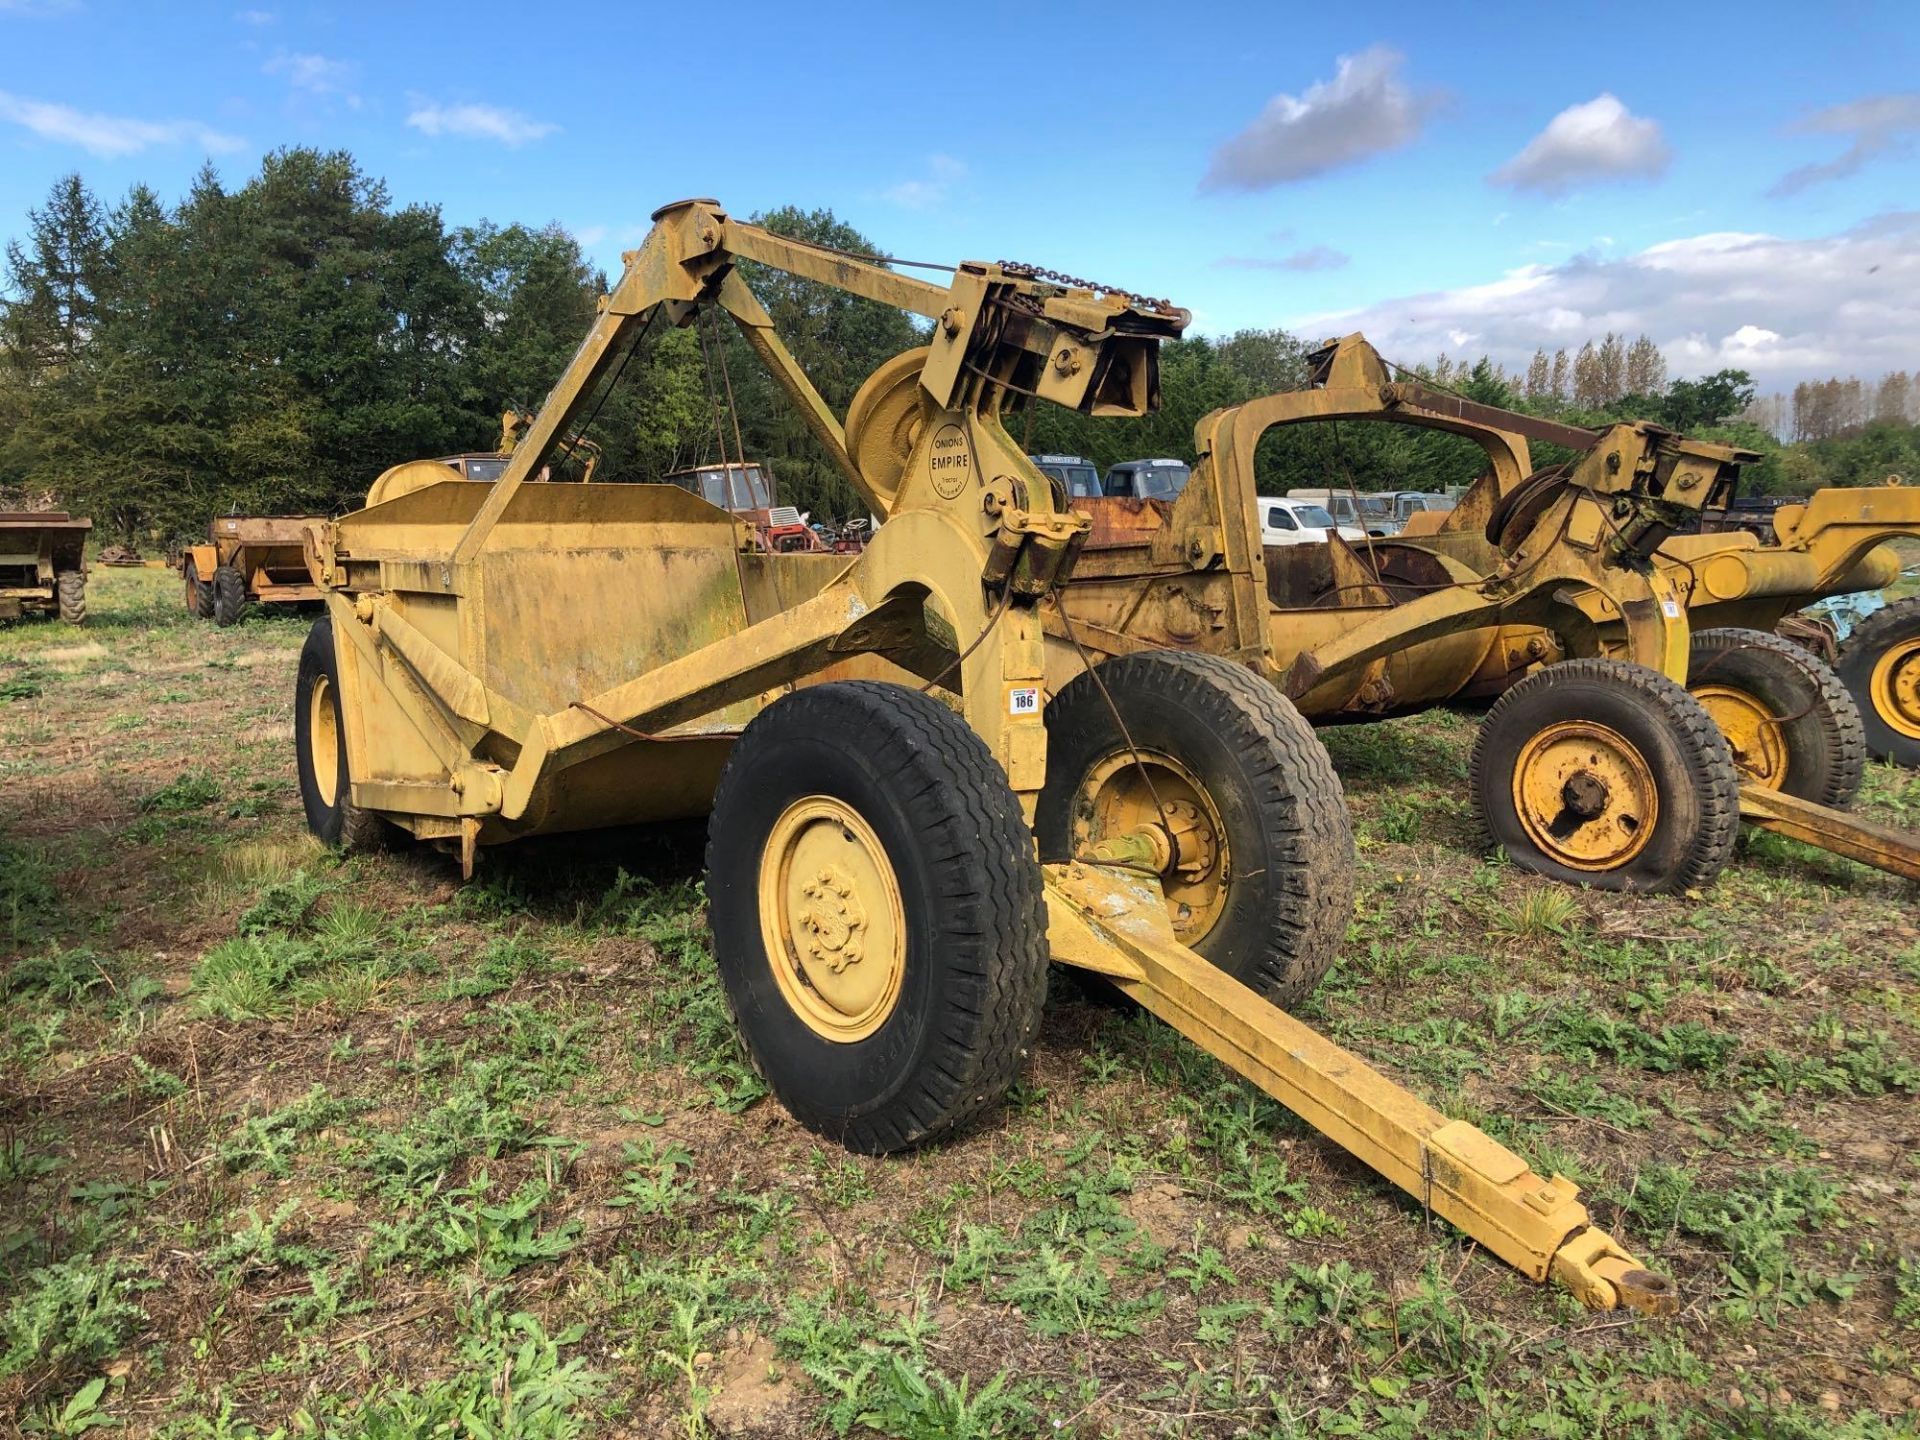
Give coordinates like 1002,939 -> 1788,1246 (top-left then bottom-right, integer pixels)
1834,596 -> 1920,768
212,565 -> 246,626
55,570 -> 86,625
295,617 -> 389,852
1689,627 -> 1864,806
706,681 -> 1050,1154
1471,659 -> 1739,893
182,560 -> 215,619
1035,651 -> 1354,1008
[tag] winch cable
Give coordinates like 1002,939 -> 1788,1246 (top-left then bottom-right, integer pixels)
1328,417 -> 1383,581
569,303 -> 659,466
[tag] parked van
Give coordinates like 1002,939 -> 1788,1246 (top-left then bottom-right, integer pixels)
1286,488 -> 1389,536
1028,453 -> 1103,498
1261,498 -> 1367,547
1104,458 -> 1191,500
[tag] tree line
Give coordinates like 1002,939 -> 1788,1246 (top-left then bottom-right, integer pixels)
2,148 -> 1913,543
0,151 -> 924,540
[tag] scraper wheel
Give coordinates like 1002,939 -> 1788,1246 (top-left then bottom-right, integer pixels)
1835,596 -> 1920,768
707,681 -> 1049,1154
1472,658 -> 1739,893
212,565 -> 246,627
1035,651 -> 1354,1009
183,560 -> 214,619
1688,627 -> 1863,806
295,616 -> 391,853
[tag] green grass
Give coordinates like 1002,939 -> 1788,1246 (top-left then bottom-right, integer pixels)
3,566 -> 1920,1436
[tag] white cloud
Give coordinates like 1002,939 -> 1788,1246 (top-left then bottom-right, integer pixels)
0,89 -> 242,157
405,100 -> 556,146
233,7 -> 274,22
1490,94 -> 1670,195
1201,46 -> 1439,192
1215,245 -> 1350,272
265,50 -> 359,108
571,224 -> 608,247
1289,212 -> 1920,390
1770,91 -> 1920,196
884,154 -> 966,209
266,50 -> 349,93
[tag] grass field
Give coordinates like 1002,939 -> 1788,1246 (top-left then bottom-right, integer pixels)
4,564 -> 1920,1438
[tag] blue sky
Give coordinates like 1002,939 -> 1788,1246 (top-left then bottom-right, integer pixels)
2,0 -> 1916,391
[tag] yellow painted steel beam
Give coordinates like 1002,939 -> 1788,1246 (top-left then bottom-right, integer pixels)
718,218 -> 950,319
717,271 -> 876,513
1738,784 -> 1920,882
1043,860 -> 1678,1313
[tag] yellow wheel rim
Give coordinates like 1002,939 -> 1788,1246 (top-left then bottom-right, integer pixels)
1871,638 -> 1920,742
1692,683 -> 1790,790
1511,720 -> 1659,872
309,674 -> 340,808
758,796 -> 907,1043
1071,750 -> 1229,942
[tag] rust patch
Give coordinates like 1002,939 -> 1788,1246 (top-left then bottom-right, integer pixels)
1071,496 -> 1173,552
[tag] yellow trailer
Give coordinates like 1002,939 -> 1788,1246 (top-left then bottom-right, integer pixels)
182,515 -> 327,625
0,511 -> 89,624
293,200 -> 1669,1313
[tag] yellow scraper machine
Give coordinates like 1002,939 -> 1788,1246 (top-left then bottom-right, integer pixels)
293,199 -> 1671,1312
1048,334 -> 1920,891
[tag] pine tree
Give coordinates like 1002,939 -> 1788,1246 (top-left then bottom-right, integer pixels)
1549,348 -> 1570,403
2,173 -> 108,375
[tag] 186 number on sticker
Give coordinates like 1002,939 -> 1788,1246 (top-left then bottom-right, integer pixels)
1008,686 -> 1040,716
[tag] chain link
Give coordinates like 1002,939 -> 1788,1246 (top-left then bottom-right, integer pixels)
993,260 -> 1179,315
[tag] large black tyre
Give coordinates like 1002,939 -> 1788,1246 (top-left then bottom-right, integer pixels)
706,681 -> 1050,1155
1688,627 -> 1864,806
211,565 -> 246,627
1471,659 -> 1740,894
295,617 -> 389,852
1834,596 -> 1920,768
1034,651 -> 1354,1008
182,560 -> 215,620
55,571 -> 85,625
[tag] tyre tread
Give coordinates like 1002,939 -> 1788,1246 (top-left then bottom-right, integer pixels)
55,570 -> 85,625
1834,596 -> 1920,766
1470,658 -> 1739,893
1691,626 -> 1864,806
1039,650 -> 1353,1007
706,681 -> 1049,1153
212,565 -> 246,627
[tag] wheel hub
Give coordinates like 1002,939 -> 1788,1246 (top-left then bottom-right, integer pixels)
1691,683 -> 1790,789
796,865 -> 868,973
1873,638 -> 1920,742
309,673 -> 340,808
1512,720 -> 1659,871
759,797 -> 906,1042
1560,769 -> 1610,820
1072,750 -> 1229,940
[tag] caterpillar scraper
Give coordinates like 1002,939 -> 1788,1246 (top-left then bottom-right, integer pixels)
0,511 -> 89,624
183,514 -> 327,624
294,199 -> 1671,1313
1046,334 -> 1920,892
